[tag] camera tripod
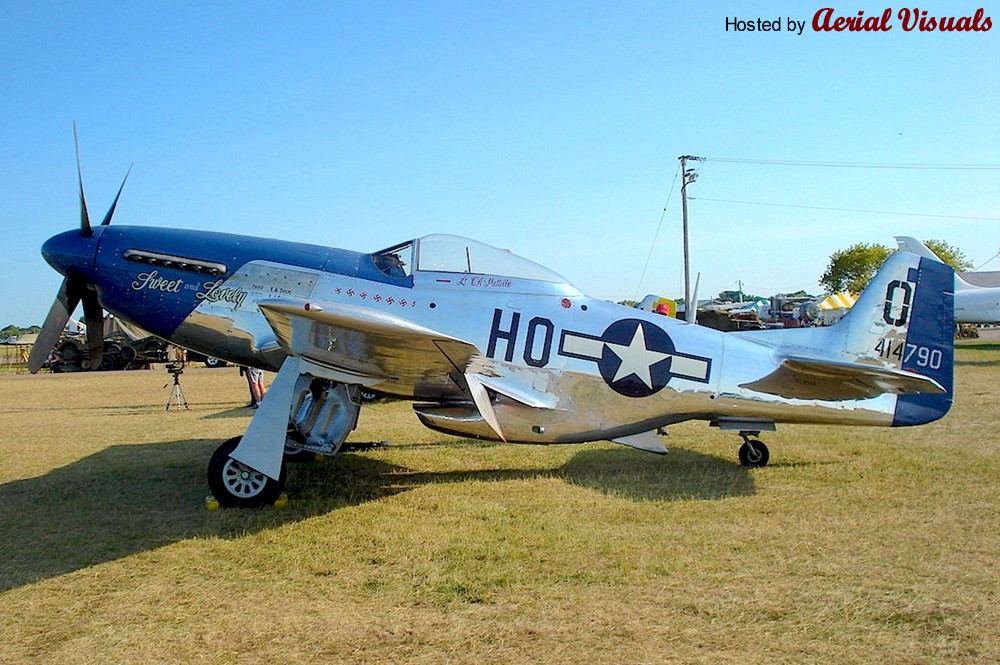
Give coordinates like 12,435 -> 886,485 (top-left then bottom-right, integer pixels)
165,370 -> 189,411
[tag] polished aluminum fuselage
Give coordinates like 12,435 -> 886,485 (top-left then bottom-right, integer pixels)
159,258 -> 897,444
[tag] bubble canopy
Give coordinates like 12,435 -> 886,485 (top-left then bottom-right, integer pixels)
372,234 -> 573,285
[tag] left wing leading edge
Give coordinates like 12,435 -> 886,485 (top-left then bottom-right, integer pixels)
258,300 -> 484,399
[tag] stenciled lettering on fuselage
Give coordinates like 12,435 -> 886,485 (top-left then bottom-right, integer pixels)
487,308 -> 712,398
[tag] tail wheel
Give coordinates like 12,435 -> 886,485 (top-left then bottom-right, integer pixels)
207,436 -> 287,508
738,439 -> 770,468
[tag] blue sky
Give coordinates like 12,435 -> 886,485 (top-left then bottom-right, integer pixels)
2,1 -> 997,326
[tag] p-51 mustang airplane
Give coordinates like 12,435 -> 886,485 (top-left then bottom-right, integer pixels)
30,157 -> 955,507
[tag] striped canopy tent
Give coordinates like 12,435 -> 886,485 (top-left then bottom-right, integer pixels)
818,292 -> 857,311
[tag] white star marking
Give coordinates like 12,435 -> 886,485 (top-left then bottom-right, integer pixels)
604,324 -> 671,388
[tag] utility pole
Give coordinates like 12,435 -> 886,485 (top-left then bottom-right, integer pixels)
679,155 -> 705,313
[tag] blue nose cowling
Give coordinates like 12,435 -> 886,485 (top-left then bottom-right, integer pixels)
41,227 -> 103,278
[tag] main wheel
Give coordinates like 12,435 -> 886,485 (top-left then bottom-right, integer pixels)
738,439 -> 770,467
207,436 -> 287,508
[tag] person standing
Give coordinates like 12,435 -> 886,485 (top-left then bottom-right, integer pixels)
239,365 -> 267,407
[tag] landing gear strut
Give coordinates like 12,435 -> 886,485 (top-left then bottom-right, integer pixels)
738,431 -> 770,468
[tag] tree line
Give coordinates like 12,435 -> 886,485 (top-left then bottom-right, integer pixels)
820,240 -> 971,294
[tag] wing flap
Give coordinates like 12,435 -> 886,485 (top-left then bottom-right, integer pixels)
741,356 -> 945,401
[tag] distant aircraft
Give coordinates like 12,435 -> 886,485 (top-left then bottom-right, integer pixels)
28,148 -> 956,507
895,236 -> 1000,323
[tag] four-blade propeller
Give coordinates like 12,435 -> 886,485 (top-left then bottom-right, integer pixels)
27,126 -> 131,373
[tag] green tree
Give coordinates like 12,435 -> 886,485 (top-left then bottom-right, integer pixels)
923,239 -> 973,271
820,243 -> 892,294
717,290 -> 761,303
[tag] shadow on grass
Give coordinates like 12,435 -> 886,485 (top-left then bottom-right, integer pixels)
955,359 -> 1000,367
201,406 -> 258,419
954,343 -> 1000,366
0,440 -> 751,592
955,342 -> 1000,350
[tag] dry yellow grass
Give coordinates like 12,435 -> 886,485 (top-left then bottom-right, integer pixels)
0,347 -> 997,664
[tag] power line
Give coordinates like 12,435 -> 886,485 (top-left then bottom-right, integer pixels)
634,163 -> 681,302
974,249 -> 1000,271
690,196 -> 1000,222
703,157 -> 1000,171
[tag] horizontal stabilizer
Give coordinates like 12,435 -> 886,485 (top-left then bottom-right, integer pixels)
741,356 -> 945,401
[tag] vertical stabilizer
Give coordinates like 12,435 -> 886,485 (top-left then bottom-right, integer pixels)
834,251 -> 954,424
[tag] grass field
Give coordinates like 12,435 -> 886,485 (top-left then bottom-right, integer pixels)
1,345 -> 997,664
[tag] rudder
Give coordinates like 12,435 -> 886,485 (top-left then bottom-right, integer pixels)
891,256 -> 954,425
830,251 -> 954,424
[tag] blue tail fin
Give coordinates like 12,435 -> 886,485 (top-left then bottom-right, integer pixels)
836,251 -> 955,425
887,256 -> 955,425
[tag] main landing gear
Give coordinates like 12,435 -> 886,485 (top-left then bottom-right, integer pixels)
207,374 -> 362,508
737,431 -> 770,468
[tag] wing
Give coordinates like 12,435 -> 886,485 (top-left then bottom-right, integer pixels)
258,299 -> 563,442
258,299 -> 490,400
740,355 -> 946,401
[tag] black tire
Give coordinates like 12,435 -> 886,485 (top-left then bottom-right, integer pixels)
359,389 -> 378,403
204,356 -> 227,368
207,436 -> 287,508
738,440 -> 770,468
59,340 -> 81,361
119,344 -> 137,364
99,354 -> 116,371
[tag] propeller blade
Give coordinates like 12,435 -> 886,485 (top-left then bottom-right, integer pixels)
81,287 -> 105,369
28,278 -> 82,373
100,163 -> 133,226
73,122 -> 92,237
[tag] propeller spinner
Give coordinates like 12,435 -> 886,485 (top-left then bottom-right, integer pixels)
28,128 -> 131,373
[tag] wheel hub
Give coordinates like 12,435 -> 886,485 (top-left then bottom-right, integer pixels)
222,458 -> 267,498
